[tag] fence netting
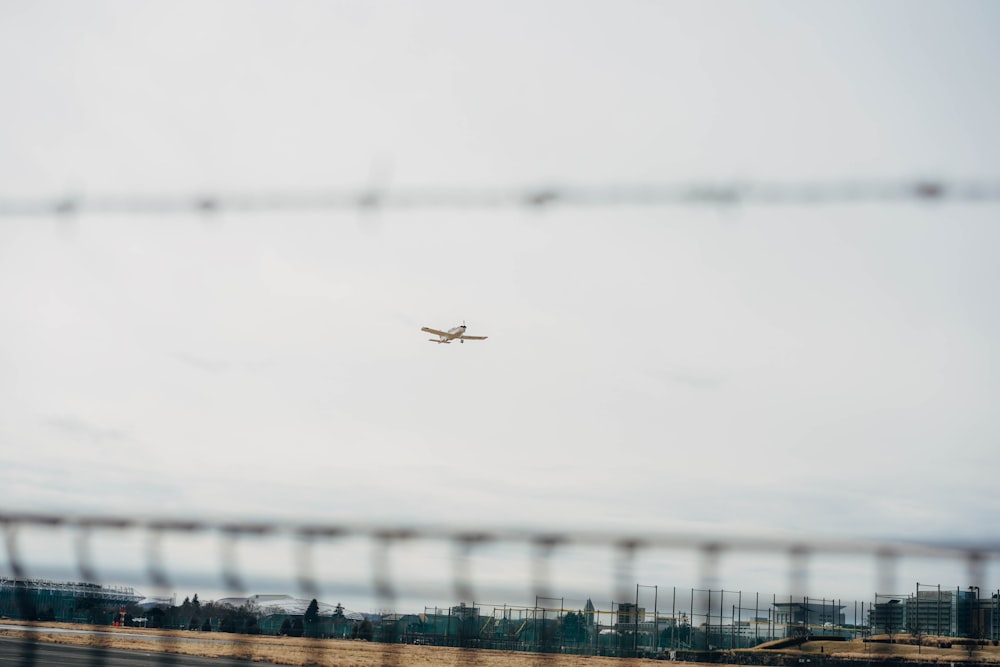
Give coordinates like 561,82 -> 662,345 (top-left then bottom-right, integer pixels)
1,512 -> 998,666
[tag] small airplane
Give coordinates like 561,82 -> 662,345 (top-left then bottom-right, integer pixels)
421,322 -> 488,344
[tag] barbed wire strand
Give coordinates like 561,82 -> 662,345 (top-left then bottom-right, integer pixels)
2,180 -> 1000,219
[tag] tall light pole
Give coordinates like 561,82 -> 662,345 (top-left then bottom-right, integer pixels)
706,589 -> 712,650
917,582 -> 943,638
636,584 -> 658,655
671,587 -> 677,651
969,586 -> 980,640
653,585 -> 659,653
937,584 -> 941,637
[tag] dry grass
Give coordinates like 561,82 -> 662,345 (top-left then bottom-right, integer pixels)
760,635 -> 1000,663
5,622 -> 1000,666
0,621 -> 673,666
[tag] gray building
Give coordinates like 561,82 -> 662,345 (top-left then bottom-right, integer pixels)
869,588 -> 996,639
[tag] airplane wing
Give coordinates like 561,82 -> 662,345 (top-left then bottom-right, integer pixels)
421,326 -> 451,337
458,335 -> 488,340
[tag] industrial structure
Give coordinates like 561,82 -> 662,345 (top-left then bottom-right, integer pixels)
0,577 -> 144,624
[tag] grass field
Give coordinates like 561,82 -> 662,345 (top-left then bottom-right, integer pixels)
0,621 -> 672,666
4,621 -> 1000,665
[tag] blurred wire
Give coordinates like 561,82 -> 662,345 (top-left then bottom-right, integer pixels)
3,512 -> 1000,665
3,511 -> 998,567
2,180 -> 999,218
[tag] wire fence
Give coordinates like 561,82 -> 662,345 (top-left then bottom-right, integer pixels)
2,511 -> 1000,666
1,178 -> 998,663
2,179 -> 1000,218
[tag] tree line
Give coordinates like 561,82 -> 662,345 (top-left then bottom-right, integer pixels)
117,594 -> 368,638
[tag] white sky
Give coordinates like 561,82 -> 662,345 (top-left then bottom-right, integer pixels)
2,0 -> 999,609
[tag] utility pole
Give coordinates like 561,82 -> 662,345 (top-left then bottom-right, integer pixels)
653,585 -> 658,654
672,587 -> 677,650
635,584 -> 639,656
706,589 -> 712,650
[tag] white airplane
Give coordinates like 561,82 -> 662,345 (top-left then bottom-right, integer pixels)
421,322 -> 488,344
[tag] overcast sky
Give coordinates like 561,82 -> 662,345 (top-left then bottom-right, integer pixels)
2,0 -> 999,609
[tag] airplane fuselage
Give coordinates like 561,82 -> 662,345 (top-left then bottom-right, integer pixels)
433,325 -> 466,343
421,323 -> 487,344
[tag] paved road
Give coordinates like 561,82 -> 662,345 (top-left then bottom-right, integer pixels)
0,637 -> 281,666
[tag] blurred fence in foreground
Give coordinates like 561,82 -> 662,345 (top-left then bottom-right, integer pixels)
3,179 -> 1000,218
2,512 -> 1000,666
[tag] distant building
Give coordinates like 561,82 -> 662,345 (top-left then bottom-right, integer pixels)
772,600 -> 845,627
906,589 -> 957,636
870,597 -> 905,634
869,588 -> 989,638
0,577 -> 143,623
617,602 -> 646,626
450,602 -> 479,620
584,598 -> 596,626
